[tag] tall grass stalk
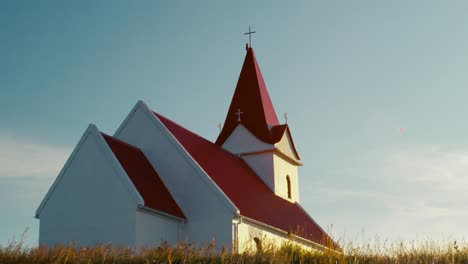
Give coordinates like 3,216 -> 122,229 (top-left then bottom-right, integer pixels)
0,239 -> 467,264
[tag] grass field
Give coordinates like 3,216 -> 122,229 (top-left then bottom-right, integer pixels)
1,239 -> 467,264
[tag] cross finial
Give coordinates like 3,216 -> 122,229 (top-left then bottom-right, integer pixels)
284,113 -> 288,124
244,26 -> 256,48
235,108 -> 244,122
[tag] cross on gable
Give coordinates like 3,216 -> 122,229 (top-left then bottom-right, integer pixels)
235,108 -> 244,122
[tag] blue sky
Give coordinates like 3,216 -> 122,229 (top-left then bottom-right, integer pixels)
1,1 -> 468,246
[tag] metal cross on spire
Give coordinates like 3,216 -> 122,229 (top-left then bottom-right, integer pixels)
284,113 -> 288,124
235,108 -> 244,122
244,26 -> 256,47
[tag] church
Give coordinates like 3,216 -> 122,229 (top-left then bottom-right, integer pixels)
35,44 -> 337,252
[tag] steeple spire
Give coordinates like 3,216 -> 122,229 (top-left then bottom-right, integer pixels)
216,48 -> 280,146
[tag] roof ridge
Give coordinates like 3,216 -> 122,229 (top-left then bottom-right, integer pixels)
251,48 -> 280,126
153,111 -> 243,159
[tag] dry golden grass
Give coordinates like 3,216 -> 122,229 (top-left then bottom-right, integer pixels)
1,238 -> 467,264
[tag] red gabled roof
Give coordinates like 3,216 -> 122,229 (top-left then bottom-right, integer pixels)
271,124 -> 288,143
102,133 -> 186,219
216,48 -> 280,145
154,112 -> 334,247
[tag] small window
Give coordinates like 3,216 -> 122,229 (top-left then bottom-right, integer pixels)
286,175 -> 292,199
253,237 -> 262,252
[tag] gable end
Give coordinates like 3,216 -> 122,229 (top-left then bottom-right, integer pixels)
35,124 -> 143,218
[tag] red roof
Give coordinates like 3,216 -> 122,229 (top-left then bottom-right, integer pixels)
155,112 -> 334,247
216,48 -> 281,145
102,133 -> 186,219
271,124 -> 288,143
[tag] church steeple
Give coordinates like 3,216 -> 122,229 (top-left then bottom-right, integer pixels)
216,47 -> 301,203
216,48 -> 280,146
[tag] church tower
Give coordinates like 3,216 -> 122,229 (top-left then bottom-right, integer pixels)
216,47 -> 302,202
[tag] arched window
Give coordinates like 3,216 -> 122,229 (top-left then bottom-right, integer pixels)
253,237 -> 262,252
286,175 -> 292,199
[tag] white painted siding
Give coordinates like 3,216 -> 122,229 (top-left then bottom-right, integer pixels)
242,153 -> 275,191
38,130 -> 138,247
234,219 -> 321,253
135,210 -> 182,247
242,152 -> 299,202
275,131 -> 300,161
273,154 -> 299,202
222,124 -> 273,154
114,102 -> 236,250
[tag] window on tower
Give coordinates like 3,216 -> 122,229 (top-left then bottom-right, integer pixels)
286,175 -> 292,199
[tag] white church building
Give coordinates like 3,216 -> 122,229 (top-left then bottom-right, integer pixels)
35,46 -> 337,252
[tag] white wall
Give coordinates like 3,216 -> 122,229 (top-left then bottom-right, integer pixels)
273,154 -> 299,202
135,210 -> 183,247
234,218 -> 322,253
275,131 -> 300,161
114,102 -> 236,250
38,130 -> 138,247
222,124 -> 273,154
242,152 -> 299,202
242,153 -> 275,191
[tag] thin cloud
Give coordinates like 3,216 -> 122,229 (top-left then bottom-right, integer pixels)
308,145 -> 468,241
0,135 -> 70,178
